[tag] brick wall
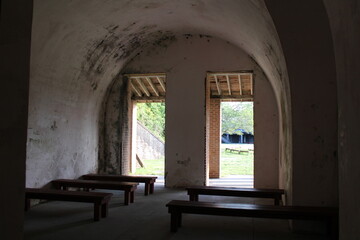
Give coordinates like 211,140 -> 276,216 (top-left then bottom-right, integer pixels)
121,80 -> 132,174
209,98 -> 221,178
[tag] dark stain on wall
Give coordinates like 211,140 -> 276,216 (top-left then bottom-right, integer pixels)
50,121 -> 57,130
93,27 -> 178,173
91,82 -> 98,90
177,157 -> 191,167
143,3 -> 162,9
81,24 -> 176,92
264,42 -> 283,79
184,33 -> 192,39
98,74 -> 133,174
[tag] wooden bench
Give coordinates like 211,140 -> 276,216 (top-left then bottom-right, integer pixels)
166,200 -> 338,238
187,186 -> 285,205
52,179 -> 138,205
225,148 -> 249,154
82,174 -> 157,196
25,188 -> 112,221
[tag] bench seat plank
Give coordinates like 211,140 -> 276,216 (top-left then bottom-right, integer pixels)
82,174 -> 157,195
166,200 -> 338,238
186,186 -> 284,205
225,148 -> 249,154
52,179 -> 138,205
25,188 -> 112,221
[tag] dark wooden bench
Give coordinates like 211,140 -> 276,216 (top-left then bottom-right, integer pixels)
52,179 -> 138,205
82,174 -> 157,196
25,188 -> 112,221
225,148 -> 249,154
187,186 -> 285,205
166,200 -> 338,238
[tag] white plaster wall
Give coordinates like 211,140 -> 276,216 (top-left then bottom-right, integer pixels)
27,1 -> 129,187
99,77 -> 130,174
124,36 -> 278,187
267,0 -> 338,208
27,0 -> 289,190
324,0 -> 360,238
266,0 -> 338,233
254,68 -> 279,188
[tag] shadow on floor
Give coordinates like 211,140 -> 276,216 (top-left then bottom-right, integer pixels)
24,183 -> 331,240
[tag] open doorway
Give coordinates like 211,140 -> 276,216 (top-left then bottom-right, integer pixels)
207,72 -> 254,187
133,102 -> 165,177
126,73 -> 166,183
219,101 -> 254,187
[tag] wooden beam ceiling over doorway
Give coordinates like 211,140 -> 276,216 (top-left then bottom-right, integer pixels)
126,72 -> 253,102
208,72 -> 254,101
125,73 -> 166,102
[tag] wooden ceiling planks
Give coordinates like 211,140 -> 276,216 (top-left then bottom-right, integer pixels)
126,73 -> 166,102
125,72 -> 253,102
208,72 -> 253,100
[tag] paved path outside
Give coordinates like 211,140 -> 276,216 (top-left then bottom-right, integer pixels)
209,175 -> 254,188
156,175 -> 254,188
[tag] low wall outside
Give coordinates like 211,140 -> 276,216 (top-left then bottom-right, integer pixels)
136,121 -> 164,160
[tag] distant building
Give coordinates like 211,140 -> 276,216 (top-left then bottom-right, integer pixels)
222,129 -> 254,144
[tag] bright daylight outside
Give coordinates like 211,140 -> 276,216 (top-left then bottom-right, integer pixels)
218,101 -> 254,187
133,101 -> 254,185
133,102 -> 165,176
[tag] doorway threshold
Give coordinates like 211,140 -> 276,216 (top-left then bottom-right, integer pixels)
209,175 -> 253,188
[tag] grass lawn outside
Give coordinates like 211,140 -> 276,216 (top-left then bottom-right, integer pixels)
220,144 -> 253,177
133,157 -> 165,176
132,144 -> 254,177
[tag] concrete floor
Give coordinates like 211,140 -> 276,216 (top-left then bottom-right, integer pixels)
24,183 -> 331,240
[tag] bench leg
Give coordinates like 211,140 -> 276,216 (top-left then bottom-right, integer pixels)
170,212 -> 181,232
177,213 -> 182,227
124,191 -> 129,205
144,183 -> 149,196
25,198 -> 30,211
130,191 -> 135,203
274,197 -> 281,206
101,203 -> 108,218
327,217 -> 339,240
189,194 -> 199,201
94,204 -> 101,221
150,182 -> 155,194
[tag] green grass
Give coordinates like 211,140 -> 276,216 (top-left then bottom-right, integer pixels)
220,144 -> 254,177
133,144 -> 254,177
133,158 -> 165,176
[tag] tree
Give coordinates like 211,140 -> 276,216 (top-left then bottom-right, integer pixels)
137,102 -> 166,141
221,102 -> 253,135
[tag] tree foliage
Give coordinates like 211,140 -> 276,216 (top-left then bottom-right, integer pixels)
221,102 -> 253,135
136,101 -> 253,141
137,102 -> 165,141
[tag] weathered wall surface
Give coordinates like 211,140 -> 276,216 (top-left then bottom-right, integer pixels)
324,0 -> 360,238
123,35 -> 278,187
98,76 -> 131,174
27,0 -> 289,192
0,1 -> 33,239
254,67 -> 279,188
267,0 -> 338,232
267,0 -> 338,207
